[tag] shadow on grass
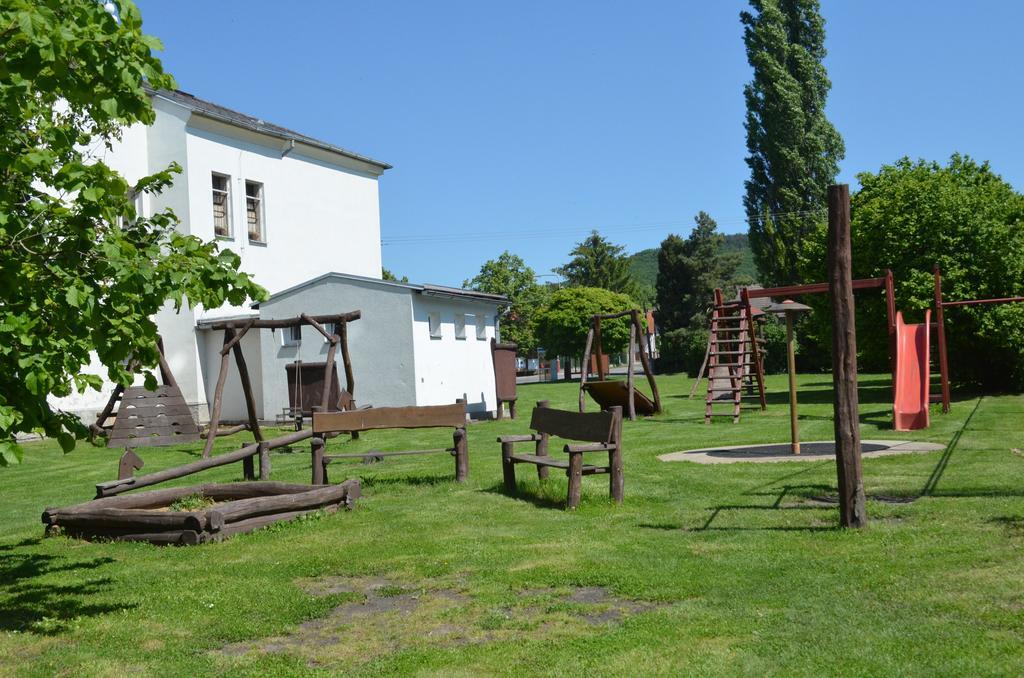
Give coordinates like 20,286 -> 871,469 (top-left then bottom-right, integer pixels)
359,473 -> 456,489
479,483 -> 568,511
920,396 -> 983,497
0,543 -> 134,634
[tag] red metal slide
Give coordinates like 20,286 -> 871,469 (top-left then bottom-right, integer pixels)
893,310 -> 931,431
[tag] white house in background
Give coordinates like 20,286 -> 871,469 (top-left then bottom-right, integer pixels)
197,273 -> 506,421
51,87 -> 506,422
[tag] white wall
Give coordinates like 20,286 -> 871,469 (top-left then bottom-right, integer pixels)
410,295 -> 500,414
199,328 -> 263,423
183,117 -> 384,313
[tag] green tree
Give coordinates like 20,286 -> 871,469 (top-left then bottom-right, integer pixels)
800,155 -> 1024,387
655,212 -> 741,331
463,251 -> 547,352
742,0 -> 845,286
0,0 -> 265,465
382,268 -> 409,283
535,286 -> 636,380
555,231 -> 637,295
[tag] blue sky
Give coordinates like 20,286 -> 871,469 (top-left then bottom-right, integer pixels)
137,1 -> 1024,287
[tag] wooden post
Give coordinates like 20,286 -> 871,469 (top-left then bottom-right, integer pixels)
501,440 -> 516,491
631,311 -> 662,413
202,330 -> 234,458
594,316 -> 605,381
230,328 -> 264,443
321,338 -> 337,413
609,406 -> 624,504
827,184 -> 867,529
567,451 -> 583,509
885,268 -> 897,396
535,400 -> 550,480
339,322 -> 355,397
93,383 -> 124,432
626,323 -> 637,421
155,336 -> 178,389
785,312 -> 800,454
453,427 -> 468,482
311,437 -> 326,485
579,327 -> 594,413
242,442 -> 255,481
258,441 -> 271,481
934,265 -> 951,413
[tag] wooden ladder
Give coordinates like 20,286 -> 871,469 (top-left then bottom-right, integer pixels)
704,291 -> 767,423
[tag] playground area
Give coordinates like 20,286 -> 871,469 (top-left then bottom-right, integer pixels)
2,372 -> 1023,675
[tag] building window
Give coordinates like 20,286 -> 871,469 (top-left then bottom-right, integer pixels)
282,324 -> 301,346
476,314 -> 487,340
245,180 -> 265,243
454,313 -> 466,340
212,173 -> 231,237
428,312 -> 442,339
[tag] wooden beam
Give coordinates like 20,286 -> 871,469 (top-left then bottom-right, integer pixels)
827,184 -> 867,529
631,310 -> 662,413
230,335 -> 264,443
206,311 -> 361,331
202,330 -> 233,458
934,265 -> 951,413
579,327 -> 594,413
626,322 -> 637,421
746,276 -> 888,300
339,321 -> 355,397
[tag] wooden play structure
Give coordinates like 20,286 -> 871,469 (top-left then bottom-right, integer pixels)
491,339 -> 518,419
579,310 -> 661,420
45,480 -> 360,545
932,264 -> 1024,414
311,402 -> 469,484
93,311 -> 363,500
201,311 -> 361,457
498,400 -> 624,509
696,270 -> 899,424
92,338 -> 202,449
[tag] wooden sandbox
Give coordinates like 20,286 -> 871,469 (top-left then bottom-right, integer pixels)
42,480 -> 360,546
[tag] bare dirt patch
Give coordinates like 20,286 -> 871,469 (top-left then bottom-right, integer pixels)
216,577 -> 667,669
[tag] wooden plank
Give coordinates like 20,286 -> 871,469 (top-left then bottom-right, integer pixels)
313,403 -> 466,433
324,448 -> 449,460
528,407 -> 614,443
745,276 -> 888,299
115,403 -> 194,417
95,443 -> 260,497
828,184 -> 867,529
509,454 -> 611,473
207,311 -> 361,331
108,433 -> 202,448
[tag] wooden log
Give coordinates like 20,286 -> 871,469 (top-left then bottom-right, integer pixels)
321,338 -> 337,413
231,334 -> 264,443
206,423 -> 250,438
215,505 -> 341,538
266,428 -> 313,449
501,440 -> 517,491
626,322 -> 637,421
258,441 -> 271,481
934,265 -> 952,413
95,442 -> 260,497
202,330 -> 234,458
827,184 -> 867,529
339,321 -> 355,398
219,320 -> 254,356
242,442 -> 255,481
579,327 -> 594,413
207,311 -> 361,331
632,311 -> 662,413
311,436 -> 326,485
94,383 -> 124,431
594,316 -> 605,381
535,400 -> 550,480
609,406 -> 624,504
59,527 -> 202,546
44,507 -> 210,532
567,451 -> 583,509
300,313 -> 334,341
213,480 -> 359,524
453,426 -> 468,482
156,336 -> 179,389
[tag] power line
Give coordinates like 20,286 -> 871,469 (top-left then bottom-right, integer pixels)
380,208 -> 826,246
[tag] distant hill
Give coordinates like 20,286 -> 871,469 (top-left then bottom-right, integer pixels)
627,232 -> 757,289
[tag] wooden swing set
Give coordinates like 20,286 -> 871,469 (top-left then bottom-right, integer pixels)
578,309 -> 662,420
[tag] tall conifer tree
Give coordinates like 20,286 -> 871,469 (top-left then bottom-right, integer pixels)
741,0 -> 844,286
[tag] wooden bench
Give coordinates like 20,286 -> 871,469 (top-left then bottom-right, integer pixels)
497,400 -> 623,509
311,402 -> 468,484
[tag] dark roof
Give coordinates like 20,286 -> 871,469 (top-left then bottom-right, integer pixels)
148,87 -> 391,171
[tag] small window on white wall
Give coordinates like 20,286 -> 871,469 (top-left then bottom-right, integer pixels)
212,173 -> 231,237
428,312 -> 442,339
476,314 -> 487,340
454,313 -> 466,340
245,180 -> 265,243
282,325 -> 301,346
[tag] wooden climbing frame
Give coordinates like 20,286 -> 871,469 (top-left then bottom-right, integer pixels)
578,309 -> 661,420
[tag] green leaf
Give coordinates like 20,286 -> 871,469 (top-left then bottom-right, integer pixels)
0,441 -> 23,467
57,432 -> 76,453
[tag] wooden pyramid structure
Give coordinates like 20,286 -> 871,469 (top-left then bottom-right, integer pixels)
94,338 -> 201,449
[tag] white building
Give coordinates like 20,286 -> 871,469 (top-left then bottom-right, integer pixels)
53,88 -> 506,422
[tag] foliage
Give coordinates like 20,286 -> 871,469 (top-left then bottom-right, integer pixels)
0,0 -> 265,464
657,318 -> 788,377
168,493 -> 215,512
382,268 -> 409,283
801,155 -> 1024,387
535,287 -> 636,361
741,0 -> 844,287
555,231 -> 637,296
655,212 -> 741,332
629,234 -> 757,295
463,251 -> 548,353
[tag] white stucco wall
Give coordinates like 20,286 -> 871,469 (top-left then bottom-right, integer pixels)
410,295 -> 500,414
198,328 -> 263,423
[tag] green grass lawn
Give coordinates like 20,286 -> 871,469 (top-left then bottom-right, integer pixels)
1,373 -> 1023,676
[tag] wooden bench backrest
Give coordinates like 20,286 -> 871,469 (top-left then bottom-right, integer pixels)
529,406 -> 617,443
313,403 -> 466,433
